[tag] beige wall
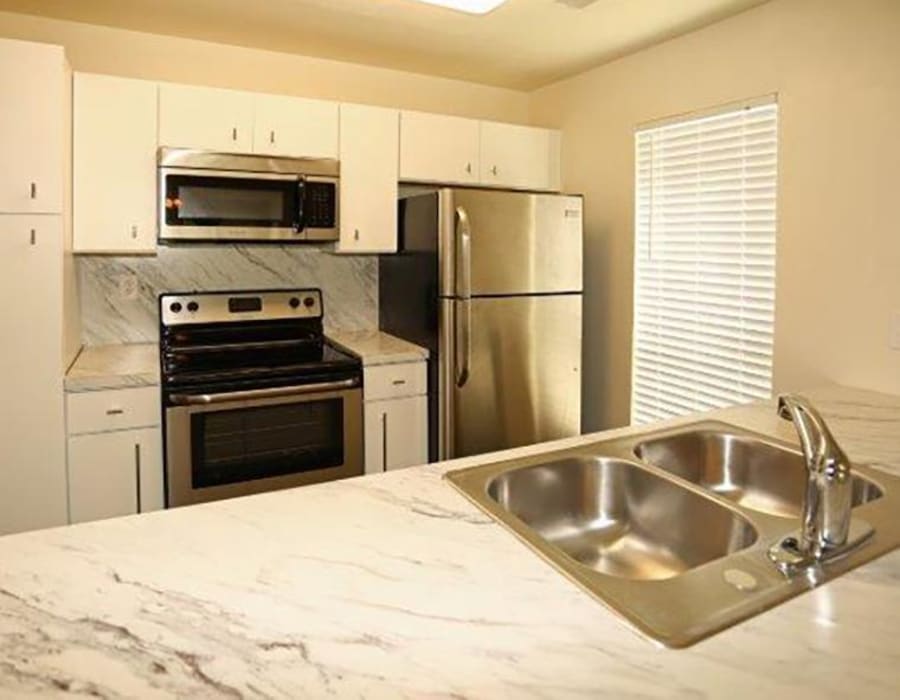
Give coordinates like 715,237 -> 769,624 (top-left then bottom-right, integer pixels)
530,0 -> 900,430
0,11 -> 529,122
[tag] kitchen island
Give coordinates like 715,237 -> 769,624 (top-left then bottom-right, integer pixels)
1,385 -> 898,697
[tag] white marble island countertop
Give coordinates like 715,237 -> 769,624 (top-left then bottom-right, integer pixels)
65,343 -> 160,393
1,385 -> 899,697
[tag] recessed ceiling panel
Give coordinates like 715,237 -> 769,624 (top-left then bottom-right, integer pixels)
0,0 -> 770,89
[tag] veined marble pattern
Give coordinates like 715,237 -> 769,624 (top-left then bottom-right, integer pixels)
328,330 -> 430,366
0,385 -> 899,697
64,343 -> 160,392
78,245 -> 377,345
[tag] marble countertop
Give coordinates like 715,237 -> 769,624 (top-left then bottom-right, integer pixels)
328,329 -> 429,366
64,331 -> 426,393
64,343 -> 159,393
1,385 -> 899,697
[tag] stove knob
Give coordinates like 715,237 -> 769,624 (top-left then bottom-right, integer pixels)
289,297 -> 301,309
303,296 -> 316,308
169,302 -> 182,313
186,301 -> 199,313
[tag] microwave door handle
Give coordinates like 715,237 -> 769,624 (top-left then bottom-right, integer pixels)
295,176 -> 306,233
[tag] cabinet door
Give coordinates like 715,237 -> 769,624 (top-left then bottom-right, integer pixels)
159,83 -> 255,152
254,94 -> 338,158
0,216 -> 67,535
480,122 -> 557,191
337,104 -> 399,253
364,396 -> 428,474
135,427 -> 165,513
68,427 -> 164,524
68,431 -> 138,524
74,73 -> 158,253
0,39 -> 65,213
400,111 -> 479,185
364,401 -> 386,474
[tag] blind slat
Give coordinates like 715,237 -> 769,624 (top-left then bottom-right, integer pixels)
632,101 -> 778,425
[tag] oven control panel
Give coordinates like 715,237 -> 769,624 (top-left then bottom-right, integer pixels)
161,290 -> 323,327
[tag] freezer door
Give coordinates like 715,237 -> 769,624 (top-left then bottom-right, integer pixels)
439,189 -> 583,297
439,294 -> 582,459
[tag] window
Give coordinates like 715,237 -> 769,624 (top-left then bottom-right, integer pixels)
631,99 -> 778,424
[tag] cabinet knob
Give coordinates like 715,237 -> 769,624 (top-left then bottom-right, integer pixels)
29,182 -> 36,199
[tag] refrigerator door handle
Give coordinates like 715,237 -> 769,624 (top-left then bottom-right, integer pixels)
455,206 -> 472,387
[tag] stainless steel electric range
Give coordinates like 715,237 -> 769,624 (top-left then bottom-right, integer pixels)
159,289 -> 363,507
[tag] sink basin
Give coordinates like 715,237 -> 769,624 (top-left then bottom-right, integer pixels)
445,420 -> 900,647
486,457 -> 757,580
634,429 -> 883,518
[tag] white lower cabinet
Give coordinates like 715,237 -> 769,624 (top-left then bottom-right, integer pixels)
66,386 -> 164,524
362,360 -> 428,474
365,396 -> 428,474
68,428 -> 164,524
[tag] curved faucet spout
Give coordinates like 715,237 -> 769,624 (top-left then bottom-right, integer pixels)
776,394 -> 853,558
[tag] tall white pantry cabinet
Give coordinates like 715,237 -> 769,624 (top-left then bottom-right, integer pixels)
0,38 -> 74,535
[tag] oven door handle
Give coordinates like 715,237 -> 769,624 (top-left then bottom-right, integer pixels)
169,378 -> 360,406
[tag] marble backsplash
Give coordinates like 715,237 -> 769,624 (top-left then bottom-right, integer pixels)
78,245 -> 377,345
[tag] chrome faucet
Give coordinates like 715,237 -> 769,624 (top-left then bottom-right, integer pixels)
769,394 -> 871,574
776,394 -> 853,558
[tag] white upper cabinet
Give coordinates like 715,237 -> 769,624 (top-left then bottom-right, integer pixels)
0,39 -> 65,214
480,121 -> 557,191
399,111 -> 480,185
254,94 -> 339,159
337,103 -> 399,254
159,83 -> 255,152
74,73 -> 158,254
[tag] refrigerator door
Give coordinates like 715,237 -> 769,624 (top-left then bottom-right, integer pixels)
439,294 -> 582,459
439,189 -> 583,298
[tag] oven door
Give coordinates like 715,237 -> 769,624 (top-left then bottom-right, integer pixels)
159,167 -> 302,242
165,380 -> 363,507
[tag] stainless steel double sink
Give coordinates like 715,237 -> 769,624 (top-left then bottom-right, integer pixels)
446,421 -> 900,647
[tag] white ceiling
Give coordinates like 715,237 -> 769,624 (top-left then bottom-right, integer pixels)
0,0 -> 770,89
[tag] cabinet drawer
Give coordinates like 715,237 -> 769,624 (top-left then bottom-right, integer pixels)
67,386 -> 161,435
364,362 -> 427,401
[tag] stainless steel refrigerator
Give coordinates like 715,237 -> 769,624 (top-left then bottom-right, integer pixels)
380,188 -> 583,461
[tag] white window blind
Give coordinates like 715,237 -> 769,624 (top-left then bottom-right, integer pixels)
631,100 -> 778,425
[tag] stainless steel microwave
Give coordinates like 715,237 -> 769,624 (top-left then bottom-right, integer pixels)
158,148 -> 339,243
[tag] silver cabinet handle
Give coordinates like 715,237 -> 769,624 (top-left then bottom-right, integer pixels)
381,411 -> 388,472
169,378 -> 360,405
455,206 -> 472,388
134,443 -> 143,513
29,182 -> 36,199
